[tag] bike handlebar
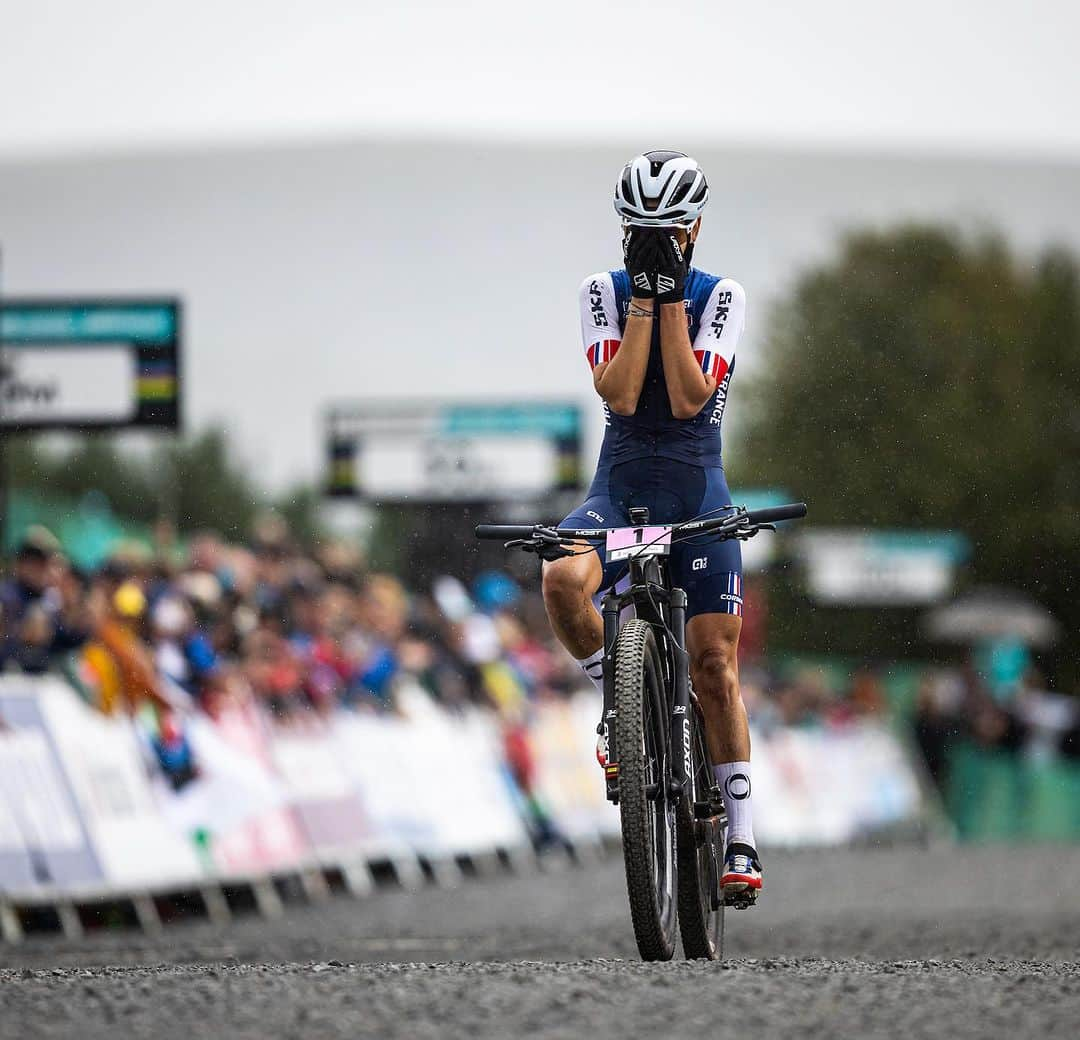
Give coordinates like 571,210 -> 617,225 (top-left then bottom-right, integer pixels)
475,501 -> 808,545
475,524 -> 538,540
743,502 -> 807,526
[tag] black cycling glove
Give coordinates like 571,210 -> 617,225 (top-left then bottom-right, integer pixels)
654,230 -> 688,305
623,226 -> 663,299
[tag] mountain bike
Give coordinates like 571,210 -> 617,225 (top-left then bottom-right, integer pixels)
476,500 -> 807,961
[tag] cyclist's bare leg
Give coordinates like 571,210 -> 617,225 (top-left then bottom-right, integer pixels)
541,549 -> 604,659
686,613 -> 749,764
682,609 -> 760,894
687,611 -> 761,894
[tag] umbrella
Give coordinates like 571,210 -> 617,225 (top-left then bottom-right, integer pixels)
923,586 -> 1062,649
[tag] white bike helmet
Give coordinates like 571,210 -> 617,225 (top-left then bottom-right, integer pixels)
614,150 -> 709,228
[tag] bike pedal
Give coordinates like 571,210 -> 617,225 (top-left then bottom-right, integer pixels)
724,888 -> 758,910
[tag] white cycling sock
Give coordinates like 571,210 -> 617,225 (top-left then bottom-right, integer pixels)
576,647 -> 605,695
714,761 -> 755,849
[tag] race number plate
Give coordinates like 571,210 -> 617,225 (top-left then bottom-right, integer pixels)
605,525 -> 673,562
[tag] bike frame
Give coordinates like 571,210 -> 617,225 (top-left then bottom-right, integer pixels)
475,500 -> 806,938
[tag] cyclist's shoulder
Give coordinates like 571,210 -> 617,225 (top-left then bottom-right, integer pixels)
578,269 -> 627,297
689,267 -> 746,299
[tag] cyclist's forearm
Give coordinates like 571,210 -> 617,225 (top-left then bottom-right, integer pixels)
594,299 -> 653,414
658,302 -> 713,418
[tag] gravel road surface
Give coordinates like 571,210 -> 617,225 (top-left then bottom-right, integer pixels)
2,844 -> 1079,1039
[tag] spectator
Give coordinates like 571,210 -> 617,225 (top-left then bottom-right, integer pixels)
912,671 -> 961,790
151,594 -> 218,698
82,581 -> 174,716
0,527 -> 89,673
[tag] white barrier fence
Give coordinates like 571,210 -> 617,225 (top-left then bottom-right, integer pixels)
0,675 -> 927,935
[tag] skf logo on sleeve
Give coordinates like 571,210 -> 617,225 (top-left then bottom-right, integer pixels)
589,281 -> 608,328
710,290 -> 733,338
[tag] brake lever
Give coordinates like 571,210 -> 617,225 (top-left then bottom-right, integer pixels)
504,532 -> 577,561
536,543 -> 577,561
733,522 -> 776,540
503,537 -> 536,552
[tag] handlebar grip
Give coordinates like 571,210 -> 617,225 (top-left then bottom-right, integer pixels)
744,502 -> 808,525
475,524 -> 537,540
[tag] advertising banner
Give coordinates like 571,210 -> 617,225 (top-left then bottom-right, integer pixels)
329,694 -> 529,858
163,710 -> 311,875
0,687 -> 104,892
271,726 -> 373,858
325,400 -> 583,501
33,682 -> 203,888
405,704 -> 529,854
752,722 -> 924,845
531,693 -> 619,842
0,299 -> 181,431
0,727 -> 54,891
559,692 -> 925,846
1,677 -> 929,906
796,529 -> 970,606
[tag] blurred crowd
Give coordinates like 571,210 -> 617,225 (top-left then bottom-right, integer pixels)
738,660 -> 888,732
1,523 -> 902,736
913,660 -> 1080,791
0,522 -> 586,727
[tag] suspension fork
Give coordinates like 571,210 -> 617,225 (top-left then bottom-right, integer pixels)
601,589 -> 621,801
669,587 -> 692,799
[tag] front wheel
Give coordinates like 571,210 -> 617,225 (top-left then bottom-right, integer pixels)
614,618 -> 678,961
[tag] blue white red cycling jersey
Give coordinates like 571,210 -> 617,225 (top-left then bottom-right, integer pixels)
563,265 -> 749,619
578,266 -> 746,473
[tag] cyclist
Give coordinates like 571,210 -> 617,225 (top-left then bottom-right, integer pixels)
542,151 -> 762,902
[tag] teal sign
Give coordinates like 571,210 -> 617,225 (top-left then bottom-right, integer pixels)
1,303 -> 176,344
439,403 -> 581,438
0,297 -> 181,430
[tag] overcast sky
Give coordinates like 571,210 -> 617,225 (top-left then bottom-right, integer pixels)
2,0 -> 1079,159
3,1 -> 1079,490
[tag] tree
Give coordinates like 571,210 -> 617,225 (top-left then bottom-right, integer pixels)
734,226 -> 1080,683
6,428 -> 324,549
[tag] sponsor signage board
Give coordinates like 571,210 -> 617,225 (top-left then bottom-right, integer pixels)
326,400 -> 583,502
797,529 -> 969,606
0,299 -> 181,430
0,689 -> 105,890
